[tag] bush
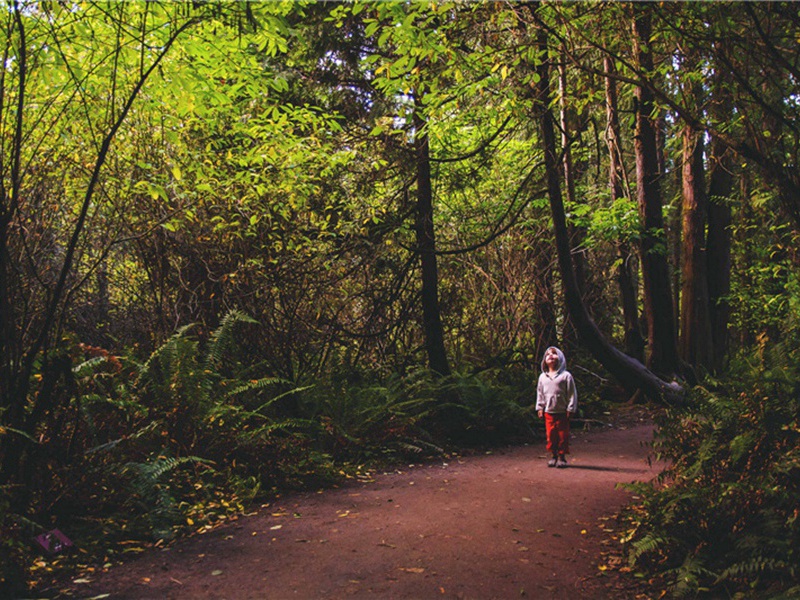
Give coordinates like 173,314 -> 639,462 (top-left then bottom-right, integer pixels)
621,343 -> 800,598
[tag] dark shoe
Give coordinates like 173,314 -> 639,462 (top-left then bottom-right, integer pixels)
547,457 -> 557,468
556,456 -> 568,468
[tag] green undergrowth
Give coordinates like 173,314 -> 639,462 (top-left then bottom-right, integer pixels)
618,342 -> 800,599
3,318 -> 612,597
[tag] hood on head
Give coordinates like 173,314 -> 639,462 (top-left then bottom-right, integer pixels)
541,346 -> 566,375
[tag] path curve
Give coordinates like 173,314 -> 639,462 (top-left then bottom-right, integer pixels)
69,423 -> 657,599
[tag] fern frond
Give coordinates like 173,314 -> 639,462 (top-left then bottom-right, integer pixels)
224,377 -> 288,400
717,558 -> 790,583
137,324 -> 197,385
254,385 -> 315,416
124,455 -> 211,486
84,421 -> 162,456
73,356 -> 109,377
205,309 -> 258,370
630,534 -> 669,562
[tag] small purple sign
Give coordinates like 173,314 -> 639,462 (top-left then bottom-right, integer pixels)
34,529 -> 73,555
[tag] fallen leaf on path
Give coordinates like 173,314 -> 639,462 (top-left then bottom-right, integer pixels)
399,567 -> 425,574
211,570 -> 223,576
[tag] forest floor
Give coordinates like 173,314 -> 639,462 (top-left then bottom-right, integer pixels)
53,407 -> 661,600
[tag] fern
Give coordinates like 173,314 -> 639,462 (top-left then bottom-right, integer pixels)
84,421 -> 162,456
122,454 -> 211,540
72,356 -> 109,378
137,323 -> 197,385
204,309 -> 258,372
124,455 -> 210,486
622,350 -> 800,598
629,533 -> 670,563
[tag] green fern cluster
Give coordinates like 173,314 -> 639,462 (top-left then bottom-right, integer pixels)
621,344 -> 800,598
303,364 -> 536,464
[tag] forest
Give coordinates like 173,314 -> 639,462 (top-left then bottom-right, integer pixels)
1,1 -> 798,597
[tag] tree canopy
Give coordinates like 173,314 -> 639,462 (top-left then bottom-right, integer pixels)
1,2 -> 799,597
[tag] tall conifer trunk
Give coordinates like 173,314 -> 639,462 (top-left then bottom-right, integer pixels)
632,5 -> 682,377
706,60 -> 734,374
680,123 -> 713,368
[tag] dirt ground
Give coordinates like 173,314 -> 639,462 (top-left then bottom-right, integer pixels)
58,418 -> 659,600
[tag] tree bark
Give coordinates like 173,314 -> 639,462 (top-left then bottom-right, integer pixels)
679,124 -> 713,368
706,61 -> 734,373
632,5 -> 682,378
413,106 -> 451,377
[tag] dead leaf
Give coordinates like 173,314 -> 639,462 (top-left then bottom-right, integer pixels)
399,567 -> 425,574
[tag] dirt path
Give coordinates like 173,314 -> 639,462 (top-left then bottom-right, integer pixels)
66,422 -> 657,599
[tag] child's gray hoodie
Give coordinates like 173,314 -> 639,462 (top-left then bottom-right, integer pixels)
535,347 -> 578,414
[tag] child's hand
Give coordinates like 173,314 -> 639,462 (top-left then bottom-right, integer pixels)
537,410 -> 543,418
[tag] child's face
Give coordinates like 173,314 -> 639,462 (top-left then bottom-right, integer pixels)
545,348 -> 560,370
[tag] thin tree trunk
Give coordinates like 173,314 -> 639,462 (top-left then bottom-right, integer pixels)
413,106 -> 451,377
0,10 -> 197,483
604,55 -> 644,362
558,58 -> 586,295
632,5 -> 682,378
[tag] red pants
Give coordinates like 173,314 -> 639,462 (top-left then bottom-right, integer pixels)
544,412 -> 570,455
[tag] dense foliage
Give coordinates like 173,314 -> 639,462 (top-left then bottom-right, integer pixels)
1,1 -> 799,597
623,343 -> 800,598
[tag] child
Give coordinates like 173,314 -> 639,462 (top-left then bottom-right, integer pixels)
536,346 -> 578,468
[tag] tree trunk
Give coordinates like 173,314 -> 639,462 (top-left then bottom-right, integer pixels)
413,107 -> 451,377
632,5 -> 682,378
706,63 -> 735,373
679,124 -> 713,368
532,18 -> 683,405
558,58 -> 584,351
604,55 -> 644,362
